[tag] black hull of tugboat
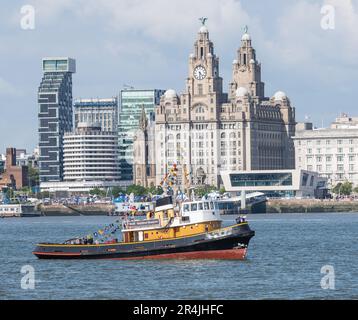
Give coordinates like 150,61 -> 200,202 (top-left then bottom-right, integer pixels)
33,223 -> 255,260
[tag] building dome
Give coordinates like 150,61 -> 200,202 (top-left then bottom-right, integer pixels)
199,25 -> 208,33
236,87 -> 249,97
164,89 -> 177,99
249,59 -> 255,64
273,91 -> 287,101
189,53 -> 195,58
242,33 -> 251,41
233,59 -> 238,64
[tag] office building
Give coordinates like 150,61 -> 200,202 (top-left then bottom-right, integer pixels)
118,89 -> 165,184
221,169 -> 327,198
74,98 -> 118,132
294,113 -> 358,187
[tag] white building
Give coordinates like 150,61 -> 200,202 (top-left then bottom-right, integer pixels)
221,169 -> 327,198
294,114 -> 358,187
40,123 -> 122,192
63,123 -> 120,182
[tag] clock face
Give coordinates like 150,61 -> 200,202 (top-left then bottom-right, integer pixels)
194,65 -> 207,80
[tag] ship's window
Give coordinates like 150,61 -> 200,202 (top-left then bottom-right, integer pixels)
183,204 -> 190,212
198,203 -> 203,210
204,202 -> 209,210
210,202 -> 214,209
191,203 -> 198,211
214,202 -> 219,210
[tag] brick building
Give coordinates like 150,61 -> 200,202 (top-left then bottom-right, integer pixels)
0,148 -> 29,190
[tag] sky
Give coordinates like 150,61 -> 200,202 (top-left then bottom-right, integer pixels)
0,0 -> 357,153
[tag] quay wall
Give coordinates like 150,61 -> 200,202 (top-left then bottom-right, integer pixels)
266,199 -> 358,213
39,204 -> 115,216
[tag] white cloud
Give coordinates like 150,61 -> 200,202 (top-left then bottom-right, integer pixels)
27,0 -> 252,45
268,0 -> 358,67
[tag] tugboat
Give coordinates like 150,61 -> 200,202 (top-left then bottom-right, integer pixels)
33,196 -> 255,260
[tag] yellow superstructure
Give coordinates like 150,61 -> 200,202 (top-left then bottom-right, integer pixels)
122,197 -> 223,243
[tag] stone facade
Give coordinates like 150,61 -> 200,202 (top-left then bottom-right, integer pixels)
135,23 -> 296,188
133,108 -> 157,187
294,114 -> 358,187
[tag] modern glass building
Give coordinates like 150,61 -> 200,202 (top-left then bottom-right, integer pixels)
73,98 -> 118,132
230,172 -> 293,187
38,57 -> 76,183
118,89 -> 165,184
221,169 -> 327,198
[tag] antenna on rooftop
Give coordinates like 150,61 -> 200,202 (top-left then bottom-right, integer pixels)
123,84 -> 135,90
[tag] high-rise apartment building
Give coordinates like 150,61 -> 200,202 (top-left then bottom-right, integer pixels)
74,98 -> 118,132
38,57 -> 76,183
118,89 -> 165,184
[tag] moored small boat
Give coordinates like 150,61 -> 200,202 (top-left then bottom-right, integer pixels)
33,196 -> 255,260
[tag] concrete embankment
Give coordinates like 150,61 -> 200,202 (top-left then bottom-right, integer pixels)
39,204 -> 115,216
266,199 -> 358,213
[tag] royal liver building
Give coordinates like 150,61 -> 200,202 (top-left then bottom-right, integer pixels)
135,22 -> 296,188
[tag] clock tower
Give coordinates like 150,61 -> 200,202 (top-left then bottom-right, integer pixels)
181,18 -> 225,121
230,27 -> 265,99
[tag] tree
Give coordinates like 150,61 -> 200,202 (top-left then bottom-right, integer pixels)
341,182 -> 353,195
332,181 -> 352,196
89,188 -> 106,197
194,185 -> 218,198
37,191 -> 50,199
331,183 -> 342,195
111,187 -> 126,198
126,185 -> 147,196
146,185 -> 164,195
28,164 -> 39,187
18,186 -> 31,194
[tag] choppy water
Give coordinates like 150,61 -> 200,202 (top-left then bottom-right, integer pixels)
0,213 -> 357,300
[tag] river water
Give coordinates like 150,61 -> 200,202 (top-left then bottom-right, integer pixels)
0,213 -> 357,300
